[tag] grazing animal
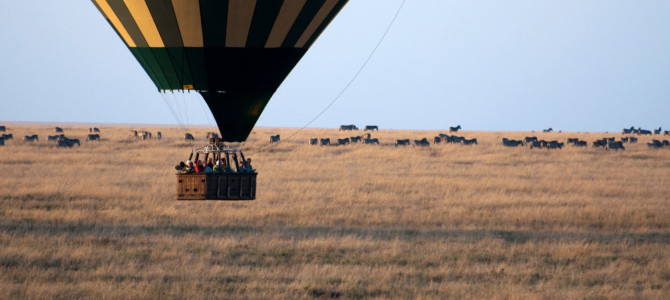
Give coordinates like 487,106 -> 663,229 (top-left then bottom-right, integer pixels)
93,128 -> 100,132
621,137 -> 629,143
622,127 -> 634,134
337,138 -> 350,145
156,132 -> 162,140
364,138 -> 380,145
2,134 -> 13,140
395,139 -> 410,146
462,138 -> 478,145
654,127 -> 662,135
309,138 -> 318,145
592,139 -> 608,148
24,135 -> 39,142
58,137 -> 80,147
546,141 -> 563,149
206,132 -> 220,139
663,140 -> 670,146
87,134 -> 100,141
529,140 -> 543,149
524,137 -> 538,143
140,131 -> 152,140
364,125 -> 379,131
0,126 -> 5,132
647,140 -> 663,148
270,134 -> 280,143
339,125 -> 358,131
543,128 -> 553,133
433,136 -> 442,144
55,127 -> 63,133
502,138 -> 524,147
0,138 -> 3,146
607,141 -> 625,151
350,136 -> 362,143
184,133 -> 194,141
567,138 -> 579,144
449,125 -> 461,133
639,129 -> 652,135
414,138 -> 430,146
320,138 -> 331,146
47,134 -> 64,141
629,137 -> 637,143
574,141 -> 587,147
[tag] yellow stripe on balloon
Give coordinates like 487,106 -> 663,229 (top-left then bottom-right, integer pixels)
295,0 -> 338,48
265,0 -> 307,48
124,0 -> 165,47
171,0 -> 204,47
94,0 -> 137,47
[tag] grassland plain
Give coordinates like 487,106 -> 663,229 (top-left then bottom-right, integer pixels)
0,125 -> 669,299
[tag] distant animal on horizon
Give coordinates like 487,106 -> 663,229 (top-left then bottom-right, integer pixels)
638,128 -> 652,135
574,140 -> 587,147
462,138 -> 478,145
139,131 -> 152,140
607,141 -> 625,151
309,138 -> 318,145
364,125 -> 379,131
184,133 -> 194,141
55,127 -> 63,133
434,136 -> 442,144
395,139 -> 410,146
664,130 -> 669,136
340,125 -> 358,131
350,136 -> 362,143
653,127 -> 662,135
320,138 -> 330,146
87,134 -> 100,141
156,132 -> 162,140
449,125 -> 461,133
0,126 -> 5,132
58,137 -> 80,147
524,136 -> 538,143
129,130 -> 138,138
24,135 -> 38,142
270,134 -> 280,143
543,128 -> 553,133
337,138 -> 350,145
89,127 -> 101,132
502,138 -> 524,147
414,138 -> 430,147
364,138 -> 380,145
622,126 -> 635,134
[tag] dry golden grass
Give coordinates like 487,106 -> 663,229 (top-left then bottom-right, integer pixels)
1,125 -> 669,299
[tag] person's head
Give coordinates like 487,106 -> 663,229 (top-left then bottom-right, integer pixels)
207,157 -> 213,163
179,162 -> 186,168
187,160 -> 193,167
247,158 -> 251,163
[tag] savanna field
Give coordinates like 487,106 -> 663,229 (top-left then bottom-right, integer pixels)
1,125 -> 669,299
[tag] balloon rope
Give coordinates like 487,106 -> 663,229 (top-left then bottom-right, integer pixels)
248,0 -> 406,155
160,91 -> 185,131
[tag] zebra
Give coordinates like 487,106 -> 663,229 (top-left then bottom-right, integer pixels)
364,125 -> 379,131
413,138 -> 430,146
461,138 -> 478,145
320,138 -> 331,146
184,133 -> 194,141
395,139 -> 410,146
309,138 -> 318,145
339,125 -> 358,131
364,138 -> 380,145
543,127 -> 553,133
87,134 -> 101,141
337,138 -> 350,145
269,134 -> 280,143
24,135 -> 39,142
449,125 -> 461,133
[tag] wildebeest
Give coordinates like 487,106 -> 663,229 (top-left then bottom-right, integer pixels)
0,126 -> 5,132
270,134 -> 280,143
206,132 -> 220,139
320,138 -> 331,146
350,136 -> 362,143
592,139 -> 608,148
55,127 -> 63,133
58,137 -> 80,147
639,129 -> 652,135
364,125 -> 379,131
647,140 -> 663,148
622,127 -> 634,134
653,127 -> 662,135
364,138 -> 380,145
185,133 -> 194,141
664,130 -> 670,136
337,138 -> 350,145
339,125 -> 358,131
543,127 -> 553,133
2,134 -> 13,140
0,138 -> 4,146
309,138 -> 318,145
87,134 -> 100,141
567,138 -> 579,144
47,134 -> 64,141
574,140 -> 587,147
395,139 -> 410,146
433,136 -> 442,144
546,141 -> 564,149
621,137 -> 629,143
607,141 -> 625,150
462,138 -> 478,145
156,132 -> 162,140
629,137 -> 637,143
444,135 -> 464,143
449,125 -> 461,133
502,138 -> 524,147
524,136 -> 538,143
24,135 -> 39,142
414,138 -> 430,146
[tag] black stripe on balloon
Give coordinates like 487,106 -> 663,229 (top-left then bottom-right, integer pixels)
200,0 -> 229,47
304,0 -> 348,49
245,0 -> 284,48
106,0 -> 149,47
281,0 -> 325,48
145,0 -> 183,47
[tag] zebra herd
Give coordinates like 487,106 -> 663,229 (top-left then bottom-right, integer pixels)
0,127 -> 109,148
307,134 -> 377,146
621,126 -> 667,135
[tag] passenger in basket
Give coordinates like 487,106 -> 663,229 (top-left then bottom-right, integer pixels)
194,160 -> 203,173
223,159 -> 233,173
246,159 -> 255,173
185,161 -> 194,173
175,161 -> 186,172
206,158 -> 214,169
204,163 -> 214,173
213,159 -> 222,172
238,160 -> 247,173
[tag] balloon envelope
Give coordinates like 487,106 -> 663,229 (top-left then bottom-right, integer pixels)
92,0 -> 348,141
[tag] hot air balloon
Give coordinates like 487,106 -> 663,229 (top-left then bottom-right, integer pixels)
92,0 -> 348,200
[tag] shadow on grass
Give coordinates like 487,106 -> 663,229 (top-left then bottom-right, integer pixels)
1,219 -> 669,245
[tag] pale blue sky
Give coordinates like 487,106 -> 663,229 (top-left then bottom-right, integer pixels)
1,1 -> 668,132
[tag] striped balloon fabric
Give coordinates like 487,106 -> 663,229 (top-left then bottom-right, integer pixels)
92,0 -> 348,142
